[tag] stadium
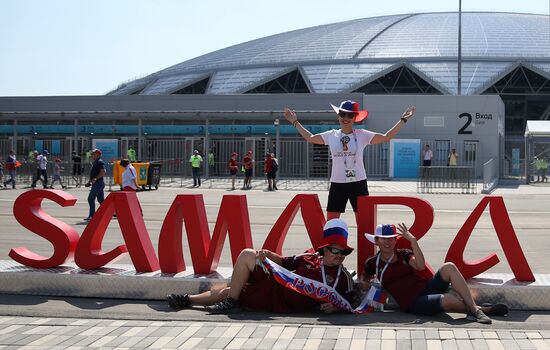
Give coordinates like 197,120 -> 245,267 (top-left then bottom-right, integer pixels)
1,12 -> 550,183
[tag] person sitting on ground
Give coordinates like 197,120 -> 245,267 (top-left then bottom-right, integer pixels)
360,223 -> 509,324
167,218 -> 355,313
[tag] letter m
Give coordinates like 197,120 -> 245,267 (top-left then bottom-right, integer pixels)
158,194 -> 253,274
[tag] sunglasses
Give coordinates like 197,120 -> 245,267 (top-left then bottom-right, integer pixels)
339,112 -> 356,119
325,246 -> 352,256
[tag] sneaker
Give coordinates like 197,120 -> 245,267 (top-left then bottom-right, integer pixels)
466,308 -> 492,324
206,297 -> 239,313
167,293 -> 191,309
83,217 -> 92,221
482,303 -> 509,316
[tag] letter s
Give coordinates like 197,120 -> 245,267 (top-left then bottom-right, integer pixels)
10,190 -> 80,268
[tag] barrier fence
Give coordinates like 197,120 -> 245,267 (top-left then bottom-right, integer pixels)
417,166 -> 476,194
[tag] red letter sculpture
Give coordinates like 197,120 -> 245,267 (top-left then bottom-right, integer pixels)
75,191 -> 160,272
356,196 -> 435,276
10,190 -> 79,268
445,196 -> 534,282
158,194 -> 253,274
262,194 -> 326,254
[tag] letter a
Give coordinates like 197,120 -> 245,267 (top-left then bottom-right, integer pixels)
10,190 -> 79,268
262,194 -> 326,254
445,196 -> 534,281
75,191 -> 159,272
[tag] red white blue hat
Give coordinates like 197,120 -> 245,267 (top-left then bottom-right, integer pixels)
331,100 -> 369,122
317,218 -> 354,252
365,224 -> 398,243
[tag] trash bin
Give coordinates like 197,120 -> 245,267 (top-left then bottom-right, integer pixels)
132,162 -> 150,187
147,162 -> 162,190
113,160 -> 149,188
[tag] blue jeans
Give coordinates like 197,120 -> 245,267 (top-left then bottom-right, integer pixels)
32,169 -> 48,188
4,169 -> 16,188
87,181 -> 105,218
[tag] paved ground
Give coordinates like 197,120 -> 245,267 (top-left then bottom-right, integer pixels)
1,179 -> 550,349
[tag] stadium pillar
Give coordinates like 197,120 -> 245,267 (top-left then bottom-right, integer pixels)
73,119 -> 78,155
457,0 -> 462,95
138,118 -> 142,161
205,118 -> 210,179
274,118 -> 280,159
12,119 -> 17,154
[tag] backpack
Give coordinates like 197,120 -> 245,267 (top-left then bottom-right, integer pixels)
271,158 -> 279,172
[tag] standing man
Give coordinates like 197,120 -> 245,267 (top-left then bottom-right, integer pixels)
228,152 -> 239,190
189,150 -> 203,187
423,144 -> 433,167
72,151 -> 83,187
127,147 -> 137,162
4,150 -> 17,189
448,148 -> 458,166
32,150 -> 49,189
242,150 -> 254,190
422,144 -> 433,179
84,149 -> 106,221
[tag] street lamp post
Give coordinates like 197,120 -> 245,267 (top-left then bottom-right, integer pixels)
274,118 -> 280,159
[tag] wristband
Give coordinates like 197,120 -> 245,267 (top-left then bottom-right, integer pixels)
293,120 -> 299,127
400,117 -> 407,123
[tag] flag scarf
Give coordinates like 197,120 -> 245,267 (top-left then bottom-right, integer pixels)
261,258 -> 386,314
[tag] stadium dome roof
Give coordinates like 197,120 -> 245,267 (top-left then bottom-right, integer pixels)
109,12 -> 550,96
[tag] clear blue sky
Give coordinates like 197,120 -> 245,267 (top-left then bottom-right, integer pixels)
1,0 -> 548,96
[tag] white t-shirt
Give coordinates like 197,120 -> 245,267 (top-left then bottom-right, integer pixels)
320,129 -> 375,183
423,149 -> 433,161
122,164 -> 138,190
37,154 -> 48,170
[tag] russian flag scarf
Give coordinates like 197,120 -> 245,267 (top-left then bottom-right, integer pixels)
261,258 -> 386,314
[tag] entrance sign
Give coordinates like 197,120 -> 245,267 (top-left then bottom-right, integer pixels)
92,139 -> 119,162
390,139 -> 421,178
8,190 -> 535,282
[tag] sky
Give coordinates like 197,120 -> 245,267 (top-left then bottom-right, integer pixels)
1,0 -> 549,97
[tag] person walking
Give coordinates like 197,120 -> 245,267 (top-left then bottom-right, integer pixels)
71,151 -> 83,187
84,149 -> 106,221
264,153 -> 277,191
4,150 -> 17,189
189,150 -> 203,187
31,150 -> 49,189
49,158 -> 66,189
120,158 -> 143,215
228,152 -> 239,190
284,100 -> 415,224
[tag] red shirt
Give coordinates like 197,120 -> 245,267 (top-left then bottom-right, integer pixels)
243,155 -> 252,170
239,253 -> 353,313
264,157 -> 272,173
364,250 -> 430,311
228,158 -> 238,170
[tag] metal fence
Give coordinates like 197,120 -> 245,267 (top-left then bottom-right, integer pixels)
1,136 -> 484,187
417,166 -> 476,194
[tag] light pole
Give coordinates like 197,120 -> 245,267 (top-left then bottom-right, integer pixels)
274,118 -> 280,159
457,0 -> 462,95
